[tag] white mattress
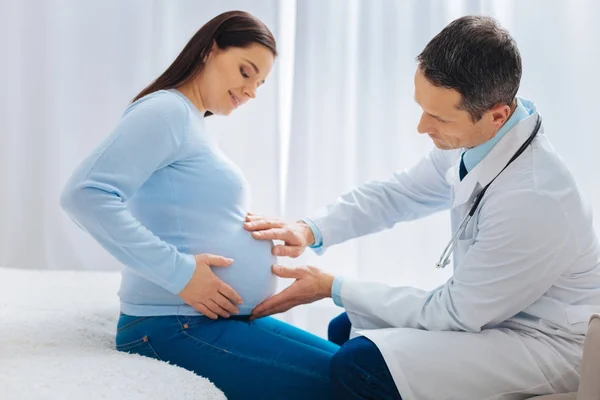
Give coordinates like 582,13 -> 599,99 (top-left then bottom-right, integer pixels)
0,267 -> 226,400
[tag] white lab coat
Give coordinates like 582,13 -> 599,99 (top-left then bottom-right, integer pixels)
309,103 -> 600,400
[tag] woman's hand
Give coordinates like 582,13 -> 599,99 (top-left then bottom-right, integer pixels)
178,254 -> 243,319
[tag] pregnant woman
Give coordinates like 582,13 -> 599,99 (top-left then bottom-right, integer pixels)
60,11 -> 337,400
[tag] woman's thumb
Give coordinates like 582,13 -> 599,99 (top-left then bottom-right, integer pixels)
200,254 -> 234,267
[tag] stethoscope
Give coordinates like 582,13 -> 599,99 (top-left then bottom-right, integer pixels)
435,115 -> 542,269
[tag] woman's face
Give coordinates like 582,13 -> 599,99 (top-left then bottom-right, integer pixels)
197,42 -> 275,116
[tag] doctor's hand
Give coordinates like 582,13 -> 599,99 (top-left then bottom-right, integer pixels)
178,254 -> 243,320
243,213 -> 315,258
250,265 -> 334,319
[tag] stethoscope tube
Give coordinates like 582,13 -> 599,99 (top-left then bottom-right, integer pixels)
435,115 -> 542,269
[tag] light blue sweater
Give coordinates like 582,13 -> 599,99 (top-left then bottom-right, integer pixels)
60,89 -> 277,316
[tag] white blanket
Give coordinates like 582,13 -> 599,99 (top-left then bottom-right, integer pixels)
0,267 -> 226,400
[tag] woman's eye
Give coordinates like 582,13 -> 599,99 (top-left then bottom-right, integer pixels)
240,68 -> 249,78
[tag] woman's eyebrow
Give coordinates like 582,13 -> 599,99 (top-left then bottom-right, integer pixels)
243,58 -> 260,74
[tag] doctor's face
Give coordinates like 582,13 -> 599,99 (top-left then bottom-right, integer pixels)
413,68 -> 505,150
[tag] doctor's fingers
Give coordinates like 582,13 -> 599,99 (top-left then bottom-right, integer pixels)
245,213 -> 264,222
252,300 -> 297,319
244,219 -> 286,231
251,227 -> 298,243
272,244 -> 303,258
251,288 -> 298,318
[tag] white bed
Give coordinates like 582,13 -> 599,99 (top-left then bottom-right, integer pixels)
0,267 -> 226,400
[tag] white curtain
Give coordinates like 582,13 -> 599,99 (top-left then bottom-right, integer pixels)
2,0 -> 600,338
0,0 -> 283,271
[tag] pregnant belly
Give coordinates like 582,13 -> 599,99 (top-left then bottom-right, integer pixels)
191,227 -> 277,315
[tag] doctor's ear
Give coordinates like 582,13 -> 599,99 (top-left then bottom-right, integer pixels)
488,103 -> 513,128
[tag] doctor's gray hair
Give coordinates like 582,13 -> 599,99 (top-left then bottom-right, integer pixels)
416,15 -> 522,122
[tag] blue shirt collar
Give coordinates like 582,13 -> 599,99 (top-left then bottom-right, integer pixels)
462,97 -> 531,173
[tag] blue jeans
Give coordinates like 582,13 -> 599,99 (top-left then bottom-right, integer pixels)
116,313 -> 338,400
328,312 -> 403,399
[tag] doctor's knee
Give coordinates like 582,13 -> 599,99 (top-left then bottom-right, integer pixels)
328,312 -> 351,345
330,336 -> 402,399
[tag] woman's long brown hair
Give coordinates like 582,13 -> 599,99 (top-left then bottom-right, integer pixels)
132,10 -> 277,116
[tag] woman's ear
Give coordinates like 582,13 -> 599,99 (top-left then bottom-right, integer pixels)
204,41 -> 219,63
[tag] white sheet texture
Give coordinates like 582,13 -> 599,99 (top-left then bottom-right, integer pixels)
0,267 -> 226,400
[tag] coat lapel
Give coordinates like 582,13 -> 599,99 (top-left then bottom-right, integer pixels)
449,112 -> 542,209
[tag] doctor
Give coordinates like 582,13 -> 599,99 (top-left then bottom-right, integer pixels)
244,15 -> 600,400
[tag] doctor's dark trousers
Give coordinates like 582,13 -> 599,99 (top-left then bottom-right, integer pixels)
328,312 -> 403,399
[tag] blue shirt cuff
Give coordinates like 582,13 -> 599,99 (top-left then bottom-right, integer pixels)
331,276 -> 345,308
300,217 -> 323,248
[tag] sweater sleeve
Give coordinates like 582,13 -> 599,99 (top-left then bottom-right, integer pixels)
60,92 -> 196,294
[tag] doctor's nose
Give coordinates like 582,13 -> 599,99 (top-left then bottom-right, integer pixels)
417,114 -> 435,135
